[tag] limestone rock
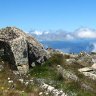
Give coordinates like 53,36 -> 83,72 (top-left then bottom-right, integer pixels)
77,55 -> 93,67
0,27 -> 49,74
40,83 -> 67,96
66,58 -> 76,64
78,67 -> 96,80
0,65 -> 4,71
78,67 -> 93,72
47,86 -> 55,92
57,65 -> 78,81
91,63 -> 96,69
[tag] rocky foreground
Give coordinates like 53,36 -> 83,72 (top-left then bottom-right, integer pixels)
0,49 -> 96,96
0,27 -> 96,96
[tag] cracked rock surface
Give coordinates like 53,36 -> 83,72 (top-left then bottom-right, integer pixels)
0,27 -> 49,74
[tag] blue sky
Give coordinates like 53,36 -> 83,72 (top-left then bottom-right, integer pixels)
0,0 -> 96,32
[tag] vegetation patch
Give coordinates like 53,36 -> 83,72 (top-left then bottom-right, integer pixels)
29,53 -> 96,96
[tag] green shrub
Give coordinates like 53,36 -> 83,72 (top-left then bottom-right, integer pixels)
63,54 -> 70,59
44,53 -> 65,66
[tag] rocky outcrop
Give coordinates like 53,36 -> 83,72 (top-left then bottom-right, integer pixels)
78,67 -> 96,80
34,78 -> 67,96
40,83 -> 67,96
76,55 -> 93,67
92,63 -> 96,69
57,65 -> 78,81
27,36 -> 49,67
0,27 -> 49,74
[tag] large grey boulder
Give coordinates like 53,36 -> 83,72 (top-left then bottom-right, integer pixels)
0,27 -> 49,74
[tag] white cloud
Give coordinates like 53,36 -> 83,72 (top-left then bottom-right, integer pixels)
75,28 -> 96,39
65,34 -> 74,40
29,28 -> 96,41
77,31 -> 96,38
92,43 -> 96,52
43,31 -> 49,34
32,30 -> 43,35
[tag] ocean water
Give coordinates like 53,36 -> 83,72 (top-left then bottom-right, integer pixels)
41,40 -> 96,53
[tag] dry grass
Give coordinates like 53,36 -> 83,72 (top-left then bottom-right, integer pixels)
30,53 -> 96,96
0,58 -> 39,96
0,53 -> 96,96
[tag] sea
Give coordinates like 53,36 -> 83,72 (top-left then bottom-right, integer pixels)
41,39 -> 96,53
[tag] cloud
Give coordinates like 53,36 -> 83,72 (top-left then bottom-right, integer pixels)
75,28 -> 96,39
29,27 -> 96,41
32,30 -> 43,35
30,30 -> 49,36
92,43 -> 96,52
43,31 -> 49,34
77,31 -> 96,38
65,34 -> 74,40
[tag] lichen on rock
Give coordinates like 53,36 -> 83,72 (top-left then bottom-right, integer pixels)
0,27 -> 49,74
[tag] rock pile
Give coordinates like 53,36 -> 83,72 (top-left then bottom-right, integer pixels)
34,78 -> 67,96
40,83 -> 67,96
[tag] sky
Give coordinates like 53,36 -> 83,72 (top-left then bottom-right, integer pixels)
0,0 -> 96,32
